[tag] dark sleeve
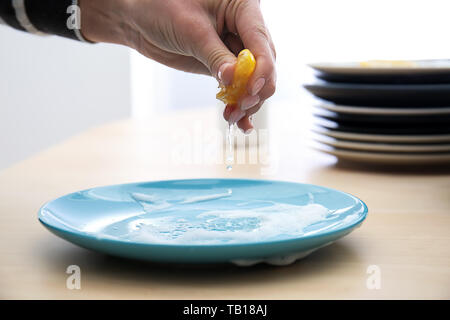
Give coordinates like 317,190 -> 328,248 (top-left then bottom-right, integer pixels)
0,0 -> 92,43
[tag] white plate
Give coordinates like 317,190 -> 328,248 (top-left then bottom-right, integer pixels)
316,103 -> 450,116
312,125 -> 450,143
308,60 -> 450,76
312,143 -> 450,165
313,134 -> 450,153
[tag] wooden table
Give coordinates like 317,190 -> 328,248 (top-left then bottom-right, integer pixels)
1,103 -> 449,299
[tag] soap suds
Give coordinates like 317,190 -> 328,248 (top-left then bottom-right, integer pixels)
130,192 -> 171,211
95,191 -> 363,266
180,189 -> 232,204
124,201 -> 330,245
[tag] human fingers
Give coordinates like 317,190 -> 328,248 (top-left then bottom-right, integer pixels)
226,0 -> 276,100
236,115 -> 254,133
189,22 -> 238,84
223,32 -> 244,56
243,100 -> 264,117
137,38 -> 210,75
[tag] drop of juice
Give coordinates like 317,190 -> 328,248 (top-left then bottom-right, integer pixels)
226,123 -> 234,171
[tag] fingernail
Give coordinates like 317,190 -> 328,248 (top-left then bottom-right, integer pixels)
239,127 -> 253,135
240,95 -> 260,111
229,109 -> 245,124
218,63 -> 231,85
251,78 -> 265,96
244,128 -> 254,135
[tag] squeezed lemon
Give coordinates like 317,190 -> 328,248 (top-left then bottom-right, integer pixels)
216,49 -> 256,105
217,49 -> 256,172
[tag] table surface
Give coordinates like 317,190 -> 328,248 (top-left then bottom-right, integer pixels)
1,103 -> 449,299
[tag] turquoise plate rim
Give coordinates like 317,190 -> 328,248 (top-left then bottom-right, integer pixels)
38,178 -> 368,249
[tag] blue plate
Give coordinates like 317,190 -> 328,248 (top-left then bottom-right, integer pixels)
38,179 -> 368,265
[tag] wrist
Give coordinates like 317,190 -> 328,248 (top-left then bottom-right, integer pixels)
79,0 -> 132,45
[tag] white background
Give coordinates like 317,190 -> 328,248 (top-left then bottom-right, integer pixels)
0,29 -> 131,169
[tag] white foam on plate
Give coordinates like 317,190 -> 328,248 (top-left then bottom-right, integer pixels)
125,202 -> 330,245
180,189 -> 232,204
130,192 -> 171,211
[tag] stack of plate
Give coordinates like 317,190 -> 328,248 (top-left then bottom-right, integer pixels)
304,60 -> 450,165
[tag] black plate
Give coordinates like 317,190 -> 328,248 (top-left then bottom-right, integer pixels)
304,82 -> 450,107
315,71 -> 450,84
314,117 -> 450,135
313,108 -> 450,124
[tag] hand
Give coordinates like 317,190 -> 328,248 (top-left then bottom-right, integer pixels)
80,0 -> 276,132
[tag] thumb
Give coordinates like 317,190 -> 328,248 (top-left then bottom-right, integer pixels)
192,29 -> 236,85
